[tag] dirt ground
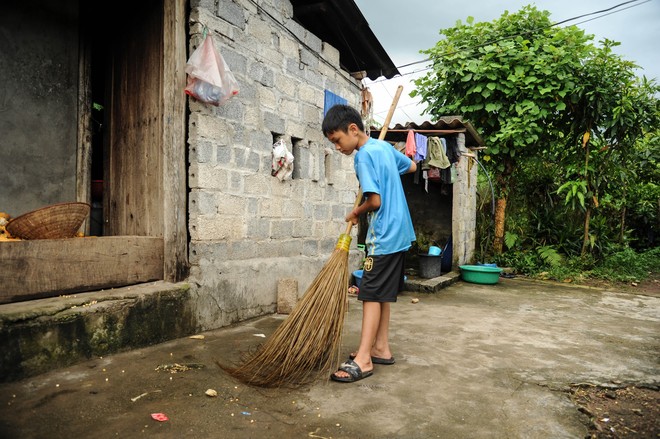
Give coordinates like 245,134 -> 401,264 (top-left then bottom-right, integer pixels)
570,385 -> 659,438
567,274 -> 660,439
578,272 -> 660,298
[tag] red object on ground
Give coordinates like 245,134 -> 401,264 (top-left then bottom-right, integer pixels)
151,413 -> 169,422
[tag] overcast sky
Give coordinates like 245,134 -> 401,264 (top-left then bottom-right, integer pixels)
353,0 -> 660,125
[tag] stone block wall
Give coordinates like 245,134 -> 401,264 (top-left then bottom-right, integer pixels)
187,0 -> 363,330
452,133 -> 477,266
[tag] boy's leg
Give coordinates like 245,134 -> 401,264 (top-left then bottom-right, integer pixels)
349,302 -> 392,359
371,302 -> 392,359
340,251 -> 402,377
332,301 -> 379,380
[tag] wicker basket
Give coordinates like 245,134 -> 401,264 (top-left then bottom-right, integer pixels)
6,202 -> 90,240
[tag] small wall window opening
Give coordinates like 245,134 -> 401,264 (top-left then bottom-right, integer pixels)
271,132 -> 294,181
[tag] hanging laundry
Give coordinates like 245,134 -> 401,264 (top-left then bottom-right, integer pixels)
405,129 -> 416,158
444,136 -> 460,163
413,163 -> 422,185
442,163 -> 458,184
413,133 -> 428,162
426,137 -> 451,169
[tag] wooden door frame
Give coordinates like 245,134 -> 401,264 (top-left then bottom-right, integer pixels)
162,0 -> 188,281
1,0 -> 188,304
76,0 -> 188,282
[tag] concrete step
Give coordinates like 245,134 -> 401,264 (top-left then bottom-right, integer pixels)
404,270 -> 461,293
0,281 -> 194,382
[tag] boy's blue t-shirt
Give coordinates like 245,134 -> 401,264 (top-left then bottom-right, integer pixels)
354,137 -> 416,256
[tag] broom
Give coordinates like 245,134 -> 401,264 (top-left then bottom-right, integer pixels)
222,86 -> 404,387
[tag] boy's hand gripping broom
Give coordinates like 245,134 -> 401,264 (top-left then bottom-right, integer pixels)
222,86 -> 404,387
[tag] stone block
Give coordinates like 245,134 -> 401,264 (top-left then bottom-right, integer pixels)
277,278 -> 298,314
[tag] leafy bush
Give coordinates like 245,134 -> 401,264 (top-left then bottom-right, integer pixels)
627,182 -> 660,250
496,246 -> 659,284
590,246 -> 660,282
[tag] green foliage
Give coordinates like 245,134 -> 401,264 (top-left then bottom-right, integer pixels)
414,5 -> 592,180
557,180 -> 587,210
433,5 -> 660,281
590,247 -> 660,281
568,40 -> 660,151
624,133 -> 660,249
475,172 -> 497,257
491,251 -> 539,276
493,245 -> 658,284
475,124 -> 659,281
536,245 -> 562,267
504,231 -> 519,250
411,229 -> 437,253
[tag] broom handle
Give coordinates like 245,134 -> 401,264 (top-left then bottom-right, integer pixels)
344,85 -> 404,235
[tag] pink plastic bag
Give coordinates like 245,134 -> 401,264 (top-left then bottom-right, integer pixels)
185,34 -> 239,106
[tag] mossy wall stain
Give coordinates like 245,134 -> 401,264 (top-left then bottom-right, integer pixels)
0,286 -> 196,382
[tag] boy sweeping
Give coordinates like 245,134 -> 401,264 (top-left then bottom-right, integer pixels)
322,104 -> 416,383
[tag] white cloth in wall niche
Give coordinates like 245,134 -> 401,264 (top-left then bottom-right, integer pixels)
271,139 -> 295,181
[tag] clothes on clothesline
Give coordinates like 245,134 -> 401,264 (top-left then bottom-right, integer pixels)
424,137 -> 450,170
389,131 -> 461,193
413,133 -> 427,162
403,130 -> 431,163
405,129 -> 416,158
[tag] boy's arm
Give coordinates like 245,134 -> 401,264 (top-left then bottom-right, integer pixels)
394,147 -> 416,175
345,193 -> 381,225
407,160 -> 417,174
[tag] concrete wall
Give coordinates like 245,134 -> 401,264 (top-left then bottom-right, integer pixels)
186,0 -> 364,330
452,133 -> 477,266
0,0 -> 79,216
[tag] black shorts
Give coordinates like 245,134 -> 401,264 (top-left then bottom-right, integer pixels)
358,251 -> 406,303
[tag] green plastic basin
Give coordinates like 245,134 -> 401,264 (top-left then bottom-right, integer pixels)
459,265 -> 503,284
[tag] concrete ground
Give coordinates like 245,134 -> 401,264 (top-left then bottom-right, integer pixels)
0,277 -> 658,439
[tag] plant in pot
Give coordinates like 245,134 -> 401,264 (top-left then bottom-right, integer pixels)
412,229 -> 443,279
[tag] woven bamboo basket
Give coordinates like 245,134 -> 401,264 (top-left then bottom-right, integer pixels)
6,202 -> 90,240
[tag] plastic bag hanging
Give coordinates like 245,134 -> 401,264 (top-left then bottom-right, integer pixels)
185,33 -> 239,106
271,139 -> 294,181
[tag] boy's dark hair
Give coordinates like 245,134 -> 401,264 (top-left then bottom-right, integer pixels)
322,104 -> 364,136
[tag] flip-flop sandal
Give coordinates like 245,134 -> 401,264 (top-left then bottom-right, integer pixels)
349,353 -> 395,365
331,359 -> 373,383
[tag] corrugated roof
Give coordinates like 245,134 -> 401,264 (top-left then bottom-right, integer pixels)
369,117 -> 485,148
290,0 -> 399,80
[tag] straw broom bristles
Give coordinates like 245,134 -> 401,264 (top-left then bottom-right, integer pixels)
221,245 -> 350,387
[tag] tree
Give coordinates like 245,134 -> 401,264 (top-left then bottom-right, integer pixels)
413,6 -> 593,253
561,40 -> 660,254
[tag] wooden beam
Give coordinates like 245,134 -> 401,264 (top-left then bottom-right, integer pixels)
76,28 -> 93,234
0,236 -> 163,304
162,0 -> 189,281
